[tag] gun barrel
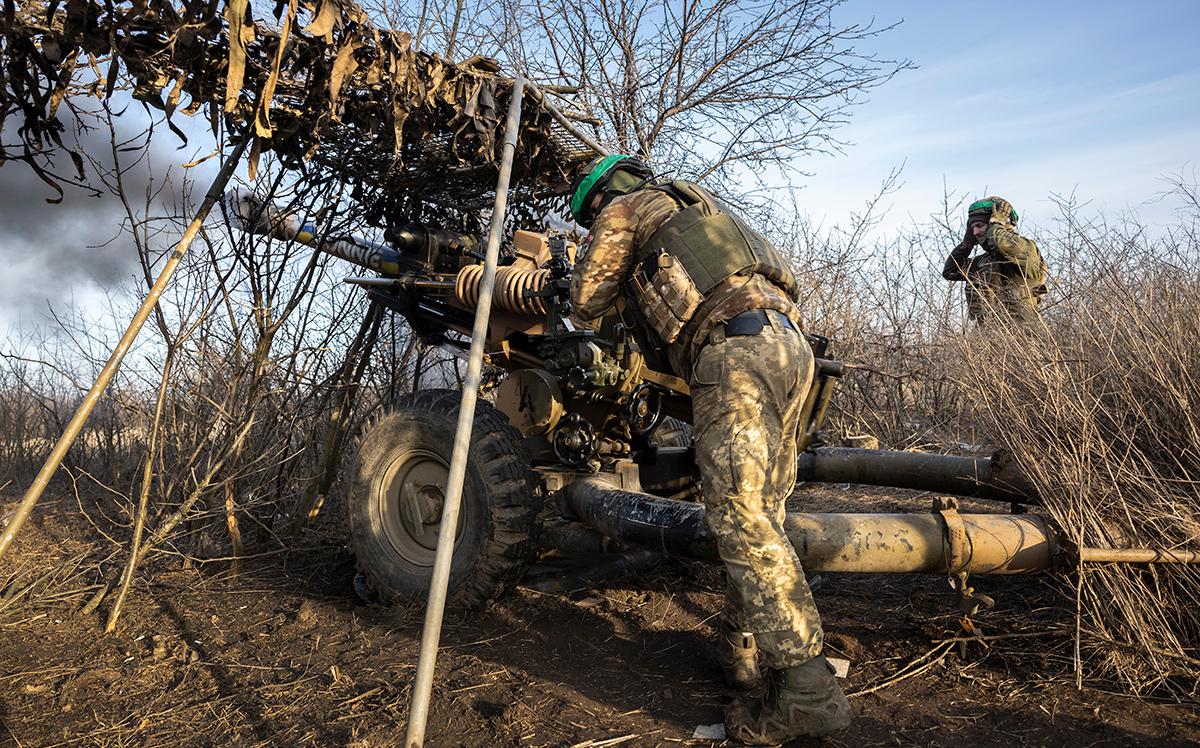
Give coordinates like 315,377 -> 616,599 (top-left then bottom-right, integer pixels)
225,189 -> 412,275
314,234 -> 406,275
388,223 -> 481,258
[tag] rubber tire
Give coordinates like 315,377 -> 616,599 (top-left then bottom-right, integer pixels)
348,389 -> 541,608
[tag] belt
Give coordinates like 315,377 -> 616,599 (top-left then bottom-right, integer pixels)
712,309 -> 796,341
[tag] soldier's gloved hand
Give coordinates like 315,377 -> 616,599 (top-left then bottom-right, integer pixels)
958,224 -> 977,249
989,196 -> 1015,226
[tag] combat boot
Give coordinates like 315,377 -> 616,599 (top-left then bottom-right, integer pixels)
711,623 -> 762,690
724,655 -> 852,745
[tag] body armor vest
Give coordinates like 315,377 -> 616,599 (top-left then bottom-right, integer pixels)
628,180 -> 799,344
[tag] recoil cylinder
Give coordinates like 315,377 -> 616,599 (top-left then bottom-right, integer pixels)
455,265 -> 551,316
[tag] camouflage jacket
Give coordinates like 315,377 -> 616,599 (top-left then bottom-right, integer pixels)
571,188 -> 799,377
943,222 -> 1047,324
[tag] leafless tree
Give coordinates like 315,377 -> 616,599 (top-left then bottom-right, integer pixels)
353,0 -> 908,201
514,0 -> 909,195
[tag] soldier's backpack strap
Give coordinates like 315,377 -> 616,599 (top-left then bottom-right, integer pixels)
650,180 -> 719,213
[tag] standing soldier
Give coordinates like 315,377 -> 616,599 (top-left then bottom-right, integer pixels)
943,196 -> 1047,325
569,154 -> 852,744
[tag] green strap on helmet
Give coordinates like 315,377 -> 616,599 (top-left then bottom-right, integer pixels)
968,198 -> 1019,223
571,154 -> 635,222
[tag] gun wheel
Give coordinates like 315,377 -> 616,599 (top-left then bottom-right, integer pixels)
348,389 -> 541,609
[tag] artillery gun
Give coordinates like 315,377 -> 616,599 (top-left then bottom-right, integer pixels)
227,191 -> 1193,613
228,189 -> 824,603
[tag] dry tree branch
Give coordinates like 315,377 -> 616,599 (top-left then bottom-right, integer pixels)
104,346 -> 175,633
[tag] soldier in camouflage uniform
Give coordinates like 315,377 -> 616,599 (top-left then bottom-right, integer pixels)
569,154 -> 852,744
944,196 -> 1047,326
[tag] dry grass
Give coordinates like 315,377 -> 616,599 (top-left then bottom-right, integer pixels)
954,217 -> 1200,700
765,182 -> 1200,701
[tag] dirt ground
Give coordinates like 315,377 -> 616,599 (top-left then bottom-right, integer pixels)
2,483 -> 1197,748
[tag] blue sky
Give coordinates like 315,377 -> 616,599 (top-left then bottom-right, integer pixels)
798,0 -> 1200,230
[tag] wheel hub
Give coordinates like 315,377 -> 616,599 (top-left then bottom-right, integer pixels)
401,482 -> 445,534
379,449 -> 464,566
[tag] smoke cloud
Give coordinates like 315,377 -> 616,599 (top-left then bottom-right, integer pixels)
0,108 -> 214,331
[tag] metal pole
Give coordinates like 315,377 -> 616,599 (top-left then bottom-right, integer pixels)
0,139 -> 247,563
522,80 -> 609,157
403,77 -> 526,748
1080,547 -> 1200,564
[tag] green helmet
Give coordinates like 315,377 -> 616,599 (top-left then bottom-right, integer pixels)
968,197 -> 1019,225
569,154 -> 653,227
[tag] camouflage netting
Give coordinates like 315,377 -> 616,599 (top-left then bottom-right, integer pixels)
1,0 -> 596,232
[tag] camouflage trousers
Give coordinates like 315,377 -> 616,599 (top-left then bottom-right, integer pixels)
689,317 -> 823,669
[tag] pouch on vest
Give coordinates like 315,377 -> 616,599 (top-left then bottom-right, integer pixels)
629,249 -> 704,344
